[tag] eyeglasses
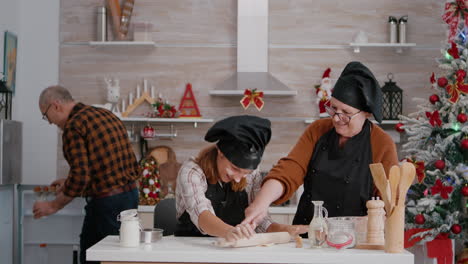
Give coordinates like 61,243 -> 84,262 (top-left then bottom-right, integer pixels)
325,105 -> 361,124
41,104 -> 52,122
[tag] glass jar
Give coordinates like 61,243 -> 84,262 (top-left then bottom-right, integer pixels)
326,217 -> 356,250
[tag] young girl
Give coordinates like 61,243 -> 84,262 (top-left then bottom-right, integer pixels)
175,115 -> 307,242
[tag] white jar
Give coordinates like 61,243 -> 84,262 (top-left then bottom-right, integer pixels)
120,217 -> 140,247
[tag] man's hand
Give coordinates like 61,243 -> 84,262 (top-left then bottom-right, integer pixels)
33,201 -> 59,219
51,178 -> 66,194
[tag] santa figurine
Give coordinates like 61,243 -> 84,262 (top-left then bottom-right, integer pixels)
315,68 -> 333,117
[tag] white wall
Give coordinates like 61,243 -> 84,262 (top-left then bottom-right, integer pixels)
1,0 -> 60,185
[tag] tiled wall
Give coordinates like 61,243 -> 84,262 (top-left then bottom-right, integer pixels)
58,0 -> 446,177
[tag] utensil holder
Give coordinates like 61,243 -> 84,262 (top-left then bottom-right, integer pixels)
384,205 -> 405,253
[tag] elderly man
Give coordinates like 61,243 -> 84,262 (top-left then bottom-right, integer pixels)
33,85 -> 140,264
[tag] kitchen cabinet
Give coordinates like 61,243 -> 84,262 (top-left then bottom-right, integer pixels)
19,186 -> 85,264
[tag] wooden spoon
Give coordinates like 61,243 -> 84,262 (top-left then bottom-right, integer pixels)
388,165 -> 401,215
369,163 -> 391,214
397,162 -> 416,207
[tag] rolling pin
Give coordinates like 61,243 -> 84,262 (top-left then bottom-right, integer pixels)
215,232 -> 291,248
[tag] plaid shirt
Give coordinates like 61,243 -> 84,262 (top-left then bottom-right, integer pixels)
176,158 -> 273,234
62,103 -> 139,197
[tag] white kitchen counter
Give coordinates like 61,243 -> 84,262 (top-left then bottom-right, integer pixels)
87,236 -> 413,264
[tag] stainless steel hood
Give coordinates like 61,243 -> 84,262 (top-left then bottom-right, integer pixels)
210,0 -> 297,96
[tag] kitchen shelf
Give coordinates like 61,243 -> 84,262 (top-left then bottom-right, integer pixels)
88,41 -> 155,48
349,43 -> 416,53
209,90 -> 297,96
119,117 -> 214,128
24,241 -> 79,246
304,119 -> 401,124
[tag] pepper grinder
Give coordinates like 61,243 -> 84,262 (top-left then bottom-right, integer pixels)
366,197 -> 385,245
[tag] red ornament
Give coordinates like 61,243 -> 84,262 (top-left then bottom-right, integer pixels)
434,160 -> 446,170
462,186 -> 468,196
141,125 -> 155,139
415,214 -> 425,225
429,94 -> 440,104
451,224 -> 462,234
457,113 -> 467,123
437,77 -> 448,88
461,138 -> 468,150
395,122 -> 405,133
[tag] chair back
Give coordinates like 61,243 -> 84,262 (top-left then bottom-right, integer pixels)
153,198 -> 177,236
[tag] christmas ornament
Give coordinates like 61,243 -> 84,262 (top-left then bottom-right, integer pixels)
426,110 -> 442,127
178,83 -> 201,117
435,159 -> 446,170
315,68 -> 333,117
451,224 -> 462,234
431,179 -> 454,199
437,77 -> 448,88
138,157 -> 162,205
445,69 -> 468,103
448,42 -> 461,59
430,72 -> 437,89
414,214 -> 425,225
429,94 -> 440,104
406,158 -> 426,183
141,125 -> 156,139
461,185 -> 468,196
240,88 -> 264,111
395,122 -> 405,132
457,112 -> 467,123
461,138 -> 468,150
442,0 -> 468,42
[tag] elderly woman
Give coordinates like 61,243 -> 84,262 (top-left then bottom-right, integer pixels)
242,62 -> 398,228
175,115 -> 307,242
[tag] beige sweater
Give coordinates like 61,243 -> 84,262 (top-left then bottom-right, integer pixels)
265,118 -> 398,205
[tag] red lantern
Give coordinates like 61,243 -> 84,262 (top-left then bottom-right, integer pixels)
451,224 -> 462,234
434,160 -> 445,170
415,214 -> 425,225
437,77 -> 448,88
457,113 -> 467,123
461,139 -> 468,150
429,94 -> 440,104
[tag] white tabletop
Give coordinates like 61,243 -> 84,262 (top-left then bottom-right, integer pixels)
87,236 -> 413,264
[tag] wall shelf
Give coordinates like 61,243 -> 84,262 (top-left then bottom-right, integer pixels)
209,90 -> 297,96
304,118 -> 401,124
349,43 -> 416,53
119,117 -> 214,128
88,41 -> 155,48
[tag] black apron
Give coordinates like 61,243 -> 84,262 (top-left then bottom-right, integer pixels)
175,181 -> 248,236
293,120 -> 374,235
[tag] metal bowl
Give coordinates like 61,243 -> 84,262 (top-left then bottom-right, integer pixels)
140,228 -> 163,243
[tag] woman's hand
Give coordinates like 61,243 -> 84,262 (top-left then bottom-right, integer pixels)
286,225 -> 309,237
242,202 -> 269,226
224,223 -> 256,242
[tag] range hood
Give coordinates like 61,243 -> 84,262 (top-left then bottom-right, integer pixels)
209,0 -> 297,96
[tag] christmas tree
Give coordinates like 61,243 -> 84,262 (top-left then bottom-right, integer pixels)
399,2 -> 468,247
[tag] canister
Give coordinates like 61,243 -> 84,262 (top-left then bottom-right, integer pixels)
388,16 -> 398,43
96,6 -> 107,41
399,16 -> 408,43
